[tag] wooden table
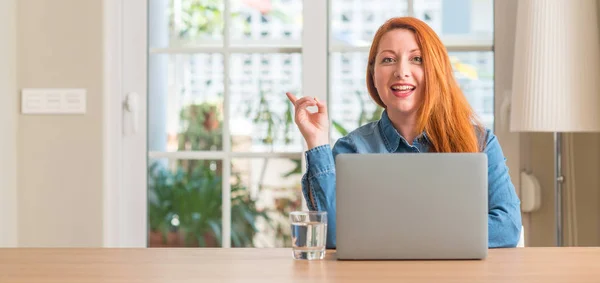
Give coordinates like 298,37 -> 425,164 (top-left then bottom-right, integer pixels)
1,248 -> 599,282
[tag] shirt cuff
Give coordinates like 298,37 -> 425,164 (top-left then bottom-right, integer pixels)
305,144 -> 335,177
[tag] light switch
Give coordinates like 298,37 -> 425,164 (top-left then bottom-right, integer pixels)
21,88 -> 86,114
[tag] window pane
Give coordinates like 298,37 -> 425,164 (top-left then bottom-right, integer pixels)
329,52 -> 381,141
330,0 -> 408,48
230,0 -> 302,46
162,0 -> 224,48
449,51 -> 494,130
148,158 -> 223,247
231,158 -> 303,247
230,53 -> 303,152
414,0 -> 493,46
149,54 -> 224,152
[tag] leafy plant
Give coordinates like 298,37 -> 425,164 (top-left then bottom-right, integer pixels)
241,83 -> 303,246
149,101 -> 256,247
246,82 -> 297,148
149,1 -> 305,248
148,160 -> 223,246
148,100 -> 301,247
169,0 -> 292,42
178,103 -> 222,151
149,158 -> 277,247
169,0 -> 224,40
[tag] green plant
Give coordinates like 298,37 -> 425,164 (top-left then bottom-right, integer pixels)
242,83 -> 303,245
149,159 -> 277,247
148,100 -> 301,247
149,101 -> 264,247
178,103 -> 222,151
148,160 -> 222,246
246,82 -> 297,147
230,173 -> 272,247
169,0 -> 292,41
172,0 -> 224,39
150,1 -> 304,247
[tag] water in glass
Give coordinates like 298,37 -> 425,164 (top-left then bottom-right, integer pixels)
291,221 -> 327,260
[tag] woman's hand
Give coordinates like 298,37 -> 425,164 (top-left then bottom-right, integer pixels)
286,92 -> 329,150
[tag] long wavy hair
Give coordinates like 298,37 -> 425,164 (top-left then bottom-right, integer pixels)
366,17 -> 485,152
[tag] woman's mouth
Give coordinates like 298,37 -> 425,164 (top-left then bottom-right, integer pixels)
390,84 -> 415,98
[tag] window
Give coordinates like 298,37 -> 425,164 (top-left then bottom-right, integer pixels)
148,0 -> 304,248
147,0 -> 494,248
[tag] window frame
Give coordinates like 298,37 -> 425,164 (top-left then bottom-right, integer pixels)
105,0 -> 520,247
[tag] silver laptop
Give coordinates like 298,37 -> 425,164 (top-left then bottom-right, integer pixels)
335,153 -> 488,260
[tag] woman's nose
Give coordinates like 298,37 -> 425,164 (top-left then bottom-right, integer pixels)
394,61 -> 410,78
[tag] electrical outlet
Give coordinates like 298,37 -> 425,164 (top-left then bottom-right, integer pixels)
21,88 -> 86,114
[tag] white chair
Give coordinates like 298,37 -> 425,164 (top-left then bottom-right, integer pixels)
517,225 -> 525,247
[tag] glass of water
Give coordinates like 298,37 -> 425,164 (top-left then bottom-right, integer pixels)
289,211 -> 328,260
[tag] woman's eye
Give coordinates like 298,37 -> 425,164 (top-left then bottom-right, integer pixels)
412,56 -> 423,63
382,57 -> 394,63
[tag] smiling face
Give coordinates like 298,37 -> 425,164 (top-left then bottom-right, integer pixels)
372,29 -> 424,117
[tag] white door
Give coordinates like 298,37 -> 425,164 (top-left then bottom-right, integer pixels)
109,0 -> 518,248
104,0 -> 148,247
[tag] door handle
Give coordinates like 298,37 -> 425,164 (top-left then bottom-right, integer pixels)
124,92 -> 139,134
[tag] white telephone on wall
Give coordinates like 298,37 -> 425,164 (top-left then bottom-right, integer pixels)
520,171 -> 541,213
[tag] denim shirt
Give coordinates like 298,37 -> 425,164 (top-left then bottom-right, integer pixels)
301,110 -> 522,249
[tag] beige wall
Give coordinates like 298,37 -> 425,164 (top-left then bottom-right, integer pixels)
525,133 -> 556,246
571,134 -> 600,246
0,0 -> 18,247
526,133 -> 600,247
17,0 -> 104,246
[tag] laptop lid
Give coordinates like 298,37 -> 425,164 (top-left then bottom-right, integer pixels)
335,153 -> 488,260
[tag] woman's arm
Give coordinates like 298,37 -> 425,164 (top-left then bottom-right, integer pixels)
301,137 -> 356,248
484,129 -> 522,248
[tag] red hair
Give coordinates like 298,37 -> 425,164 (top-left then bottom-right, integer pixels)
366,17 -> 485,153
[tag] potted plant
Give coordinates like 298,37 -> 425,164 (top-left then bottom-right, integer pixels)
148,101 -> 284,247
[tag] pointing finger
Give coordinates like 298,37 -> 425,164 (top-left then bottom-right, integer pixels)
285,92 -> 298,104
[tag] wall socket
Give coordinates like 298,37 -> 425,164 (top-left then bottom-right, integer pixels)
21,88 -> 86,114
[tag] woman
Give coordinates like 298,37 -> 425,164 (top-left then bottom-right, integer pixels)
286,17 -> 522,248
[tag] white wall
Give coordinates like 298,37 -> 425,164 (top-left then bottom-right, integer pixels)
17,0 -> 104,247
0,0 -> 18,247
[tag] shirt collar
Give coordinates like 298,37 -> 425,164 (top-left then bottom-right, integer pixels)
378,110 -> 430,152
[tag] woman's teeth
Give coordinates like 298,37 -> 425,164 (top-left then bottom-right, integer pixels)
391,85 -> 415,91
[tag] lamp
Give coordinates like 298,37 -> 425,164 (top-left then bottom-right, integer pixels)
510,0 -> 600,246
